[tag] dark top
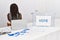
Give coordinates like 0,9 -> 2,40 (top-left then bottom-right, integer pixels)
7,13 -> 22,22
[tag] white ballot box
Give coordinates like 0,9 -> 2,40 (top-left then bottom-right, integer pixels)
11,20 -> 26,30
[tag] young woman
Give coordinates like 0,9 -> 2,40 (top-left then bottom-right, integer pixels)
7,3 -> 22,26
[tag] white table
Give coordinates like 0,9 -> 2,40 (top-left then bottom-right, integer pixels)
0,27 -> 60,40
0,19 -> 60,40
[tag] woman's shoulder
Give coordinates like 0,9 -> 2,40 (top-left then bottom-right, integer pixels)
18,13 -> 22,15
7,13 -> 10,16
18,13 -> 22,19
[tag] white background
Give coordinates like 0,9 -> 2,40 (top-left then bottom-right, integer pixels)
0,0 -> 60,27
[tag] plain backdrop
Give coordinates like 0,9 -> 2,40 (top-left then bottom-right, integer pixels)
0,0 -> 60,27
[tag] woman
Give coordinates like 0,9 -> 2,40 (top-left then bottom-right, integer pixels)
7,3 -> 22,26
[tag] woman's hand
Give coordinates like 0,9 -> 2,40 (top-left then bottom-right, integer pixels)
7,22 -> 11,26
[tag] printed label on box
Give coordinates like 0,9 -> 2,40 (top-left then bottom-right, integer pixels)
36,16 -> 51,26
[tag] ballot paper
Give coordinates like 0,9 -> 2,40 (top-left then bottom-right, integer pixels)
0,27 -> 11,35
11,20 -> 26,30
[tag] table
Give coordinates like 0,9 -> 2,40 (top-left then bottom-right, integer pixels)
0,27 -> 60,40
0,19 -> 60,40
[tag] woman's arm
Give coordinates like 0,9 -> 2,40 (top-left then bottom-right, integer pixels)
7,13 -> 11,22
7,13 -> 11,26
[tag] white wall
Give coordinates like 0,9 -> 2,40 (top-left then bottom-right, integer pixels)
0,0 -> 60,27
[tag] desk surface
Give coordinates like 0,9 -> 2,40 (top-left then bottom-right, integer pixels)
0,27 -> 60,40
0,19 -> 60,40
